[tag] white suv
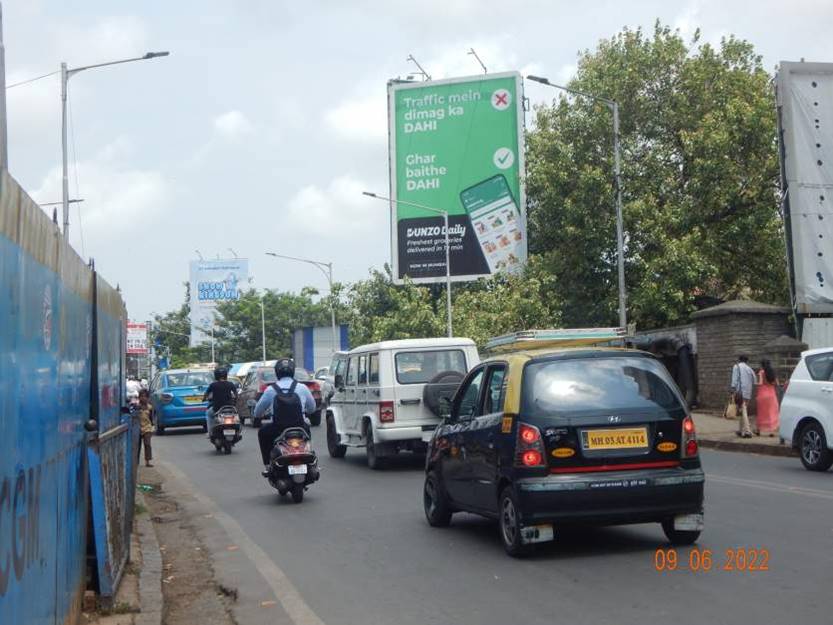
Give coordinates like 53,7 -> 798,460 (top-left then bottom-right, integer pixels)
780,347 -> 833,471
325,338 -> 480,469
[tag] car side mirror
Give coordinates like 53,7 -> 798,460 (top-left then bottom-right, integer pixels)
334,374 -> 345,390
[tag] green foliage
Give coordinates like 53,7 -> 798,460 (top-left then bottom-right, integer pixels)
527,22 -> 788,329
213,289 -> 331,363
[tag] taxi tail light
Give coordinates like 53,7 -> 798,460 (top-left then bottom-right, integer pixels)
515,422 -> 546,468
379,401 -> 395,423
160,393 -> 173,404
682,416 -> 698,457
259,383 -> 270,393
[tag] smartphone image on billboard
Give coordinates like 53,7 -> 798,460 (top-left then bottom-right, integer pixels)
459,174 -> 526,274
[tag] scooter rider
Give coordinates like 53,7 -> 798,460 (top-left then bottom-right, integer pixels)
203,367 -> 238,434
254,358 -> 315,473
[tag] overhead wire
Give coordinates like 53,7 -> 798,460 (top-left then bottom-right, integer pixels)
5,69 -> 60,89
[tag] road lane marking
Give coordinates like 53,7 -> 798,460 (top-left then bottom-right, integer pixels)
708,473 -> 833,501
159,459 -> 326,625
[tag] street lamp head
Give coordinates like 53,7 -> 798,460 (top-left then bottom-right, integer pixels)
526,75 -> 550,85
361,191 -> 378,198
143,51 -> 170,59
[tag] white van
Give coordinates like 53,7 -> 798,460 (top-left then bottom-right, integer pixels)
325,338 -> 480,469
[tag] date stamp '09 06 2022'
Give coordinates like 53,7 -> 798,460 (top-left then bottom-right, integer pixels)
654,548 -> 770,572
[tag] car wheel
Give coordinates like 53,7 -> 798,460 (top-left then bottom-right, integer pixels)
202,423 -> 208,433
661,519 -> 701,546
423,471 -> 452,527
499,486 -> 531,557
799,421 -> 833,472
327,415 -> 347,458
310,410 -> 322,427
365,422 -> 385,470
156,423 -> 165,435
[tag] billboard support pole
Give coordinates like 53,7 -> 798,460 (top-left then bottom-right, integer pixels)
362,192 -> 453,337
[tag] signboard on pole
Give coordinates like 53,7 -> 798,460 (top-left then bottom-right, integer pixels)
776,61 -> 833,314
388,71 -> 527,283
188,259 -> 249,347
126,322 -> 148,355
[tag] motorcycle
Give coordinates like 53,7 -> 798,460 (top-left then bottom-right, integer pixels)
265,427 -> 320,503
209,406 -> 242,454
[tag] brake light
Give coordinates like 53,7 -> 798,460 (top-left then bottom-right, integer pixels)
520,424 -> 541,444
160,393 -> 173,404
307,381 -> 320,392
515,422 -> 545,468
379,401 -> 395,423
682,416 -> 698,458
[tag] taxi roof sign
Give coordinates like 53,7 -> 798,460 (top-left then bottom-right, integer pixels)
485,325 -> 636,353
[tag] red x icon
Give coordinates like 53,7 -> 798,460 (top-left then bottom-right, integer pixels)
494,92 -> 508,106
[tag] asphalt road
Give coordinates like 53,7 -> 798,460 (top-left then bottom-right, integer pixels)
154,426 -> 833,625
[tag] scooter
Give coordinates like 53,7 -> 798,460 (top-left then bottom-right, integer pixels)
210,406 -> 242,454
265,427 -> 320,503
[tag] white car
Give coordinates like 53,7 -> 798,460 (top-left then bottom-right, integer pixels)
779,347 -> 833,471
325,338 -> 480,469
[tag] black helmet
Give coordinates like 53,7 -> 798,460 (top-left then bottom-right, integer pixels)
275,358 -> 295,379
214,367 -> 228,381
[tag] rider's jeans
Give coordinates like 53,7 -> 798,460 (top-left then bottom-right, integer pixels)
205,407 -> 215,433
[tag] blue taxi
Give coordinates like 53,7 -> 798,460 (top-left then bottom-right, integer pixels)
150,368 -> 213,434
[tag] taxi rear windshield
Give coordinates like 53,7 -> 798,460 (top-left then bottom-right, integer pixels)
521,356 -> 686,418
395,350 -> 467,384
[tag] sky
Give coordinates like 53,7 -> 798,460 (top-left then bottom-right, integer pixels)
4,0 -> 833,322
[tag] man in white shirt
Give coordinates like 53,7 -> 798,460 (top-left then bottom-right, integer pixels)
126,376 -> 142,402
730,355 -> 756,438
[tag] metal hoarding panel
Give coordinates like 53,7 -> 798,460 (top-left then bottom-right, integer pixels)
776,61 -> 833,313
188,258 -> 249,346
388,72 -> 527,283
0,171 -> 93,625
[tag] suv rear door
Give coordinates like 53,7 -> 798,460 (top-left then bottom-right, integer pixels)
392,348 -> 469,427
521,353 -> 689,474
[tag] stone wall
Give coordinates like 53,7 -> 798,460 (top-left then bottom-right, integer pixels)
692,300 -> 791,409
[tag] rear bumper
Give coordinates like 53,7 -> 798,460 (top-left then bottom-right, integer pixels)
515,467 -> 705,526
158,405 -> 207,427
375,424 -> 437,443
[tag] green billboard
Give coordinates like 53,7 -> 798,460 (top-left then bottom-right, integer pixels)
388,72 -> 527,283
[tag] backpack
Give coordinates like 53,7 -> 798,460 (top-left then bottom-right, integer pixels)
271,381 -> 305,430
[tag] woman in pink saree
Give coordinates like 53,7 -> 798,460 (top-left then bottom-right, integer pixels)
755,359 -> 780,436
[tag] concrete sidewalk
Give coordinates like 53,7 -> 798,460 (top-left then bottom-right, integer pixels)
692,411 -> 796,457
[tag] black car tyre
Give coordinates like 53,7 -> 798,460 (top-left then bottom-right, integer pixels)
799,421 -> 833,472
365,421 -> 385,470
423,371 -> 465,417
156,423 -> 165,435
499,486 -> 532,558
202,423 -> 208,433
291,485 -> 304,504
423,472 -> 452,527
327,415 -> 347,458
310,410 -> 322,427
661,519 -> 701,546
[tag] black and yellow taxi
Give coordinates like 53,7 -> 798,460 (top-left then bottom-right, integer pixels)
423,332 -> 705,556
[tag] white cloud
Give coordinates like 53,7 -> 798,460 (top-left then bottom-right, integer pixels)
213,110 -> 254,140
285,175 -> 384,239
324,90 -> 388,143
30,137 -> 172,251
53,16 -> 150,64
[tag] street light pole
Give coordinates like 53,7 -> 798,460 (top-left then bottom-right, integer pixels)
362,191 -> 453,337
60,51 -> 170,241
527,74 -> 627,327
265,252 -> 339,354
260,295 -> 266,362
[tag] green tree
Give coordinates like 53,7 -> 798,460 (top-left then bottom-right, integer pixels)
453,255 -> 563,348
526,22 -> 788,329
213,288 -> 331,363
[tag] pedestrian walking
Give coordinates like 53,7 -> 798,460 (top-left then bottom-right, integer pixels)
136,388 -> 155,467
730,355 -> 756,438
754,359 -> 780,436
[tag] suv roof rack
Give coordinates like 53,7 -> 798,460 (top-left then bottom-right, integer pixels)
485,325 -> 636,353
